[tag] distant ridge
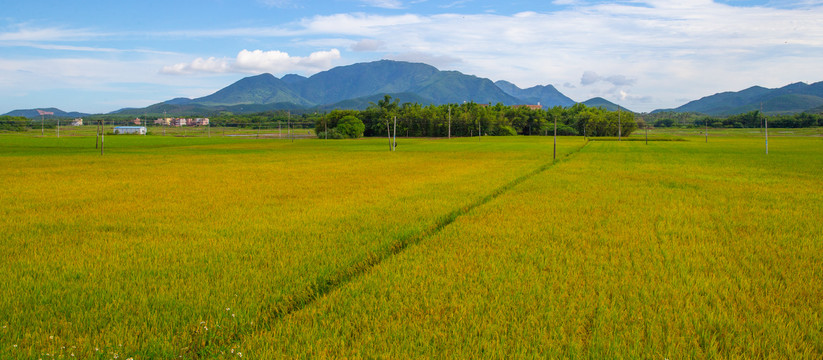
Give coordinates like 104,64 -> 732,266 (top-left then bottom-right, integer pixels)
495,80 -> 575,107
119,60 -> 575,115
2,108 -> 89,119
654,81 -> 823,115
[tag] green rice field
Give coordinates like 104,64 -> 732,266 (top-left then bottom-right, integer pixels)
0,131 -> 821,359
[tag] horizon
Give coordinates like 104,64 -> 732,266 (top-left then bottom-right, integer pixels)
2,0 -> 823,114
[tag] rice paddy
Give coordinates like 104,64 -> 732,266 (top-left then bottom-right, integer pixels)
0,131 -> 821,359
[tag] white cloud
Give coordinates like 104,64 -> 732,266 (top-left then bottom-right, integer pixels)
351,39 -> 386,52
161,49 -> 341,75
0,26 -> 102,42
581,71 -> 635,87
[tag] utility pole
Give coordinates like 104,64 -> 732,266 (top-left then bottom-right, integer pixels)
618,105 -> 622,141
448,106 -> 451,139
553,114 -> 557,161
705,118 -> 708,143
100,120 -> 104,155
645,125 -> 649,145
41,114 -> 44,136
763,103 -> 768,154
393,115 -> 397,151
289,111 -> 294,143
387,117 -> 392,151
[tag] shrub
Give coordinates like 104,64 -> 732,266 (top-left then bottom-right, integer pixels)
496,125 -> 517,136
316,128 -> 345,139
335,116 -> 365,138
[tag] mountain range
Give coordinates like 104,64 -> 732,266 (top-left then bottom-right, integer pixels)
4,60 -> 823,118
3,107 -> 90,119
114,60 -> 606,115
655,81 -> 823,115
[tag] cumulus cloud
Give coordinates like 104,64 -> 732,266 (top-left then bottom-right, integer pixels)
161,49 -> 341,75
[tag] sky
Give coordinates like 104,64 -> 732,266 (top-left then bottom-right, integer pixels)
2,0 -> 823,114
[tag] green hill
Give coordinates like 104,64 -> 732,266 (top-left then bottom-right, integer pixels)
657,81 -> 823,115
582,97 -> 633,113
495,80 -> 575,107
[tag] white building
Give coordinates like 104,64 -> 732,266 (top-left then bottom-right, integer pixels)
113,126 -> 147,135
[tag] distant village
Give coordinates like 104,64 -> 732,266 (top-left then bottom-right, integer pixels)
65,117 -> 210,127
152,118 -> 210,126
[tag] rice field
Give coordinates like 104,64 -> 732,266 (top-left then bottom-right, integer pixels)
0,132 -> 821,359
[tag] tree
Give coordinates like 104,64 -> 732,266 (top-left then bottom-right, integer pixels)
335,115 -> 365,138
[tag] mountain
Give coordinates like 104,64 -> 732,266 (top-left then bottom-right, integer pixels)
144,60 -> 531,113
582,97 -> 633,113
3,108 -> 89,119
191,73 -> 311,106
495,80 -> 575,107
655,81 -> 823,115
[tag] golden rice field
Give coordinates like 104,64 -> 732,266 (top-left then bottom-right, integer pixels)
0,132 -> 821,359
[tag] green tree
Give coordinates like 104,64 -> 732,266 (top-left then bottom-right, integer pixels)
335,115 -> 365,138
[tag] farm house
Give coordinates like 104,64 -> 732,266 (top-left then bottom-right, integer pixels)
113,126 -> 147,135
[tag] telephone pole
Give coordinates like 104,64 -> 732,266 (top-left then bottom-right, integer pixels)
553,114 -> 557,161
618,105 -> 621,141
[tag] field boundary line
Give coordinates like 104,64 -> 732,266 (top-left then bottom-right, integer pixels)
253,140 -> 591,329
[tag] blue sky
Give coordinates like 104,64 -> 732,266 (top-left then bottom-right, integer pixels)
2,0 -> 822,113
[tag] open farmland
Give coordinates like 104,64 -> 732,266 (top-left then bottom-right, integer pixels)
1,133 -> 822,359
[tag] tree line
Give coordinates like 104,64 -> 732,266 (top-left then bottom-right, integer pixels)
647,111 -> 822,129
314,96 -> 638,139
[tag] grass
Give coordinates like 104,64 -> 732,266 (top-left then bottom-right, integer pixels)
0,132 -> 821,359
0,134 -> 580,359
1,124 -> 315,139
252,136 -> 823,358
